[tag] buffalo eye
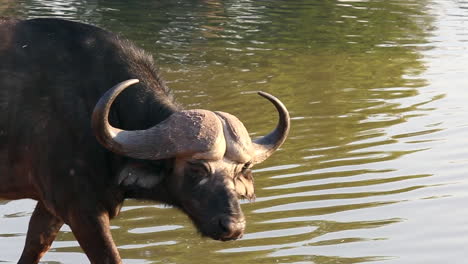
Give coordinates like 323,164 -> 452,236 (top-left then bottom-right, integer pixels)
236,162 -> 253,183
242,162 -> 252,173
187,161 -> 210,178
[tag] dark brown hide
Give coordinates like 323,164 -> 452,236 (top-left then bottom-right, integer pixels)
0,18 -> 289,264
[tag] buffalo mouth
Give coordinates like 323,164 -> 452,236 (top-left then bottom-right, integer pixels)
198,215 -> 246,241
212,215 -> 246,241
182,206 -> 246,241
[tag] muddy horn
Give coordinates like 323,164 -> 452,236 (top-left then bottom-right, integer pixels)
251,92 -> 290,164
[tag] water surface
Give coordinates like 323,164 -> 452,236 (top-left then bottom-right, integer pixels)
1,0 -> 468,263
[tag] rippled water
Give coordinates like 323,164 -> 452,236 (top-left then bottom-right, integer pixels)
2,0 -> 468,263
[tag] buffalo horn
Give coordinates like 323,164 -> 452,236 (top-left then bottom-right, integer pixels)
92,79 -> 224,160
92,79 -> 140,156
252,92 -> 290,164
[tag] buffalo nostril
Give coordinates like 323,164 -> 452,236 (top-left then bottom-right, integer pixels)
217,216 -> 245,240
218,216 -> 232,233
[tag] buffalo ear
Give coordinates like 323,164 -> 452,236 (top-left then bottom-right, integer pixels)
118,162 -> 164,189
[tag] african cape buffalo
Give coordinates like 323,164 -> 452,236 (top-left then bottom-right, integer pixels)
0,17 -> 290,264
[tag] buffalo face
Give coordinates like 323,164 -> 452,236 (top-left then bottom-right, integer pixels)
92,79 -> 290,241
170,157 -> 254,240
165,111 -> 257,240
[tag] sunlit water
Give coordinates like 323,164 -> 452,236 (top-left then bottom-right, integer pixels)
1,0 -> 468,263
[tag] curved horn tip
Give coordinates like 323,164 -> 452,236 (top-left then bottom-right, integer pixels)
257,91 -> 272,99
125,79 -> 140,85
257,91 -> 286,105
251,90 -> 290,164
92,78 -> 142,156
256,91 -> 289,112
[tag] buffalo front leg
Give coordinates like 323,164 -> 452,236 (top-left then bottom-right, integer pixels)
67,210 -> 121,264
18,202 -> 64,264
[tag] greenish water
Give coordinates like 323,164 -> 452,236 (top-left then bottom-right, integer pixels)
1,0 -> 468,263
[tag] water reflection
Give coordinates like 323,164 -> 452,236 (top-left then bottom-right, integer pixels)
0,0 -> 453,263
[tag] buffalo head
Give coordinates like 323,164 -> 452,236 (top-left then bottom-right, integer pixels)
92,79 -> 290,241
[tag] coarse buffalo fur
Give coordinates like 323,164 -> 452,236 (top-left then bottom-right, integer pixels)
0,18 -> 181,263
0,17 -> 288,264
0,17 -> 176,203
